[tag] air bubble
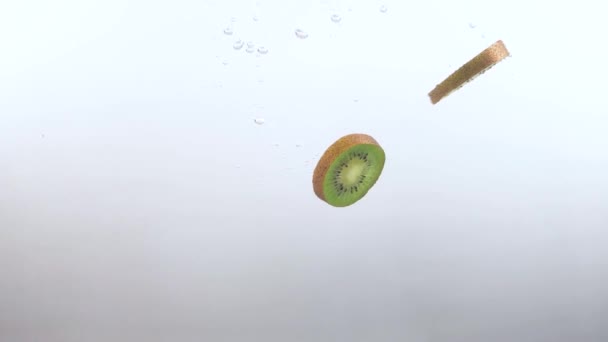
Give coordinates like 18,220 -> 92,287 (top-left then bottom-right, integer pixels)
246,46 -> 255,53
253,16 -> 259,21
469,22 -> 477,29
223,27 -> 233,35
233,40 -> 244,50
330,14 -> 342,23
247,41 -> 255,48
254,118 -> 265,125
257,46 -> 268,54
379,5 -> 388,13
295,29 -> 308,39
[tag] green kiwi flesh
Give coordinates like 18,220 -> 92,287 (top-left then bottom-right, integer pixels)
322,144 -> 385,207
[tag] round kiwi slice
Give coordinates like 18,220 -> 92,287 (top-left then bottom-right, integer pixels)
313,133 -> 386,207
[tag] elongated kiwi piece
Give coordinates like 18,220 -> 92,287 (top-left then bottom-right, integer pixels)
313,133 -> 385,207
429,40 -> 510,104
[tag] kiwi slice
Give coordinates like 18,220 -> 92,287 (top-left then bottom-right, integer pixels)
312,133 -> 386,207
428,40 -> 511,104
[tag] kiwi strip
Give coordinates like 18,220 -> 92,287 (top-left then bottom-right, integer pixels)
428,40 -> 511,104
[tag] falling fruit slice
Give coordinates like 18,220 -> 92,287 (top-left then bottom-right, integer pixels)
312,133 -> 386,207
429,40 -> 511,104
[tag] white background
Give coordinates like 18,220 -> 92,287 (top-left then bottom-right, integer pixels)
1,0 -> 607,341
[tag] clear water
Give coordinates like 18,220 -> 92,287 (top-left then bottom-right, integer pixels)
1,1 -> 607,341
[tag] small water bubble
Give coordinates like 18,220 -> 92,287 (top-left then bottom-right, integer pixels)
273,143 -> 280,147
231,17 -> 237,22
246,46 -> 255,53
222,60 -> 229,66
295,28 -> 308,39
254,118 -> 265,125
233,40 -> 244,50
353,99 -> 359,103
330,14 -> 342,23
223,27 -> 233,35
468,22 -> 477,29
257,46 -> 268,54
253,16 -> 259,21
234,164 -> 241,168
295,144 -> 302,148
247,41 -> 255,48
379,5 -> 388,13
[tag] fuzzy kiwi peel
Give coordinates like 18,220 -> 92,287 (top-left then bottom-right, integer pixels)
313,133 -> 386,207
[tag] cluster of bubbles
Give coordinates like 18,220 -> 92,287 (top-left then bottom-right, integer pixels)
223,6 -> 389,126
231,39 -> 269,55
223,17 -> 270,55
226,4 -> 389,48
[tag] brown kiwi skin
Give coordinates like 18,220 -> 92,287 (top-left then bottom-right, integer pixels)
428,40 -> 510,104
312,133 -> 382,203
